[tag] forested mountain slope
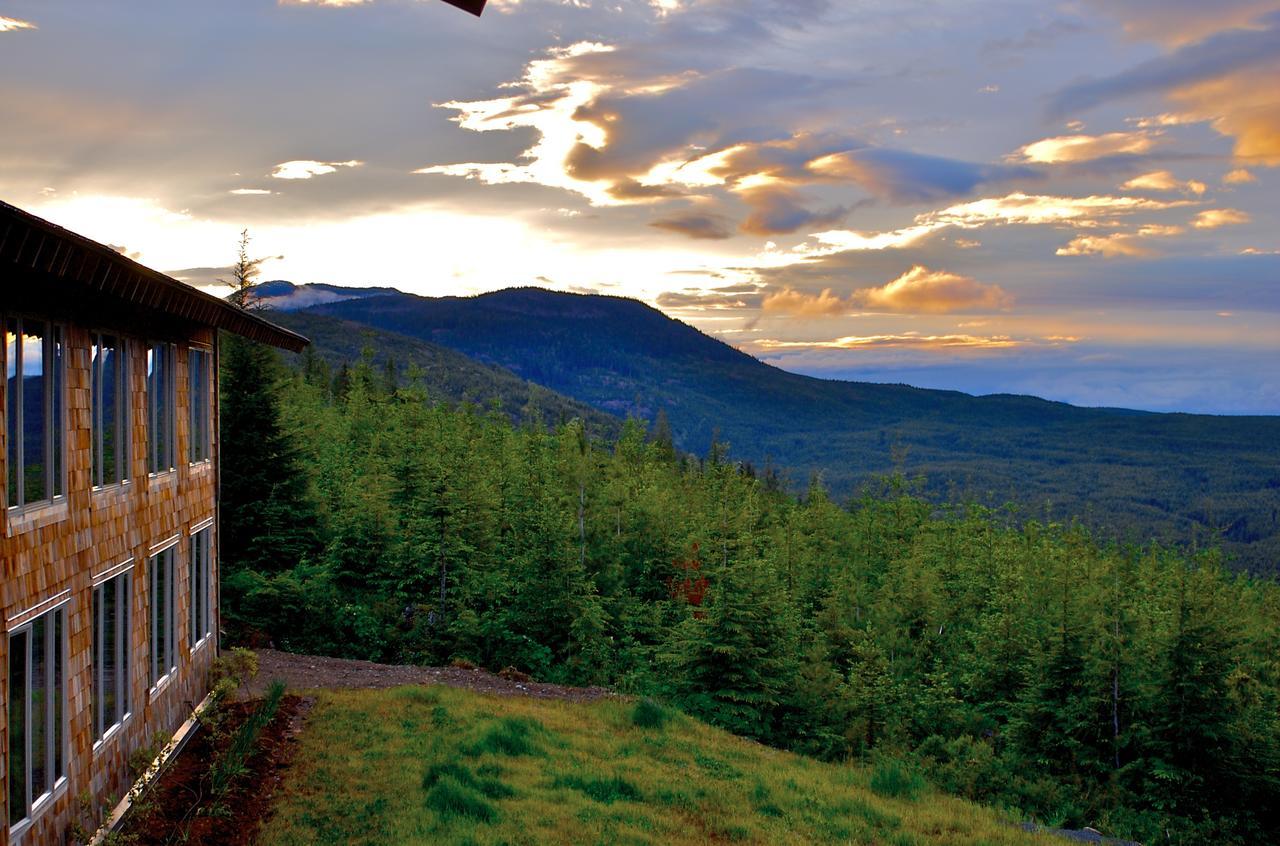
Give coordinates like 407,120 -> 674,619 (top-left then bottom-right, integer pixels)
225,355 -> 1280,845
265,285 -> 1280,573
266,309 -> 623,439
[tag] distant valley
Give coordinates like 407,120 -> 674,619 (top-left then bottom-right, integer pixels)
260,282 -> 1280,574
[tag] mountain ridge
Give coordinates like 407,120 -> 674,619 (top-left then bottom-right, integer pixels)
253,283 -> 1280,573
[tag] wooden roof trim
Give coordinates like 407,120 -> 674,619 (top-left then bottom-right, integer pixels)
0,200 -> 309,352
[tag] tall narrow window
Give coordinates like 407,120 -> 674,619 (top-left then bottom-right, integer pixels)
149,547 -> 176,686
6,604 -> 66,832
92,570 -> 132,741
188,347 -> 211,464
5,317 -> 65,509
189,528 -> 212,648
92,334 -> 131,487
147,342 -> 175,474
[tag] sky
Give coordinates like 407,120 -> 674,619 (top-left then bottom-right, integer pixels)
1,0 -> 1278,414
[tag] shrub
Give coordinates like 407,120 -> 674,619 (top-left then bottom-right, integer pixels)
467,717 -> 544,757
869,758 -> 926,800
210,681 -> 286,799
631,698 -> 670,730
552,774 -> 643,804
423,762 -> 514,800
498,666 -> 532,683
211,647 -> 260,698
425,775 -> 499,823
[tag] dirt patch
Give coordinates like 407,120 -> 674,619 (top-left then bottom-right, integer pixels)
246,649 -> 618,703
121,695 -> 309,846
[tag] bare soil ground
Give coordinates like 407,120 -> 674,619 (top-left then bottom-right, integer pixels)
122,695 -> 308,846
246,648 -> 618,702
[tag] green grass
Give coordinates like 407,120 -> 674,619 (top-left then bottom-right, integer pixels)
870,758 -> 928,801
259,686 -> 1051,846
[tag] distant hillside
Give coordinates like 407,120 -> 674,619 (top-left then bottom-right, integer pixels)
266,309 -> 623,439
251,280 -> 402,311
269,285 -> 1280,573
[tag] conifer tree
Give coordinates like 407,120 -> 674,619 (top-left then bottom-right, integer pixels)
218,232 -> 320,640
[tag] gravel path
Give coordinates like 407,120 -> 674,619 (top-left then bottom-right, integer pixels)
245,648 -> 618,703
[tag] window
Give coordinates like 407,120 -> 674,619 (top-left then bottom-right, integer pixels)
189,528 -> 212,648
149,547 -> 176,687
92,334 -> 131,488
147,342 -> 175,474
188,347 -> 211,464
92,570 -> 132,742
7,604 -> 66,832
5,317 -> 65,509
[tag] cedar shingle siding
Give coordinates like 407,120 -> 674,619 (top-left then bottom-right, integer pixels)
0,202 -> 306,845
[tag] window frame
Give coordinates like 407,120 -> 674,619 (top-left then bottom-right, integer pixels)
91,332 -> 132,490
189,524 -> 213,651
5,315 -> 66,512
92,564 -> 133,747
146,341 -> 177,476
148,543 -> 178,691
188,345 -> 212,465
6,599 -> 69,838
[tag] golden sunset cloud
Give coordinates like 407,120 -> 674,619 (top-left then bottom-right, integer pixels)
851,266 -> 1013,313
1056,224 -> 1184,258
1223,168 -> 1257,184
1122,171 -> 1206,194
1015,131 -> 1158,163
271,160 -> 363,180
1192,208 -> 1252,228
0,15 -> 35,32
761,288 -> 848,316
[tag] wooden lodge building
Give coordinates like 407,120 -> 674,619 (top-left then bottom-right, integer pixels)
0,201 -> 307,845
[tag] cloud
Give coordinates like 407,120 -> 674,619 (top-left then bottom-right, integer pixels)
983,19 -> 1089,54
747,191 -> 1195,275
918,191 -> 1190,228
760,266 -> 1011,316
415,42 -> 623,206
750,333 -> 1023,351
1121,170 -> 1206,194
1080,0 -> 1280,46
278,0 -> 371,6
418,31 -> 1037,227
1049,16 -> 1280,164
1223,167 -> 1256,184
656,286 -> 763,310
271,159 -> 363,180
650,212 -> 733,240
0,15 -> 35,32
761,287 -> 849,316
850,265 -> 1013,313
808,147 -> 1038,203
739,186 -> 846,236
1192,207 -> 1252,228
230,188 -> 274,195
1015,131 -> 1159,163
1056,224 -> 1184,257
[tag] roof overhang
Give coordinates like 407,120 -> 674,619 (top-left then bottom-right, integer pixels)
441,0 -> 488,15
0,200 -> 308,352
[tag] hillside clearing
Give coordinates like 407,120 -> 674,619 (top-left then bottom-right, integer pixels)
247,648 -> 615,702
258,685 -> 1047,846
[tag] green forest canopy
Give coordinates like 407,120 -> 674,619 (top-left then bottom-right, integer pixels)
221,340 -> 1280,845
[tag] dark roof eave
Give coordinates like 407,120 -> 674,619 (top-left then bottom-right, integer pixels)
0,200 -> 309,352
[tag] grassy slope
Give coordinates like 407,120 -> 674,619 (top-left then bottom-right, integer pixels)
260,686 -> 1045,846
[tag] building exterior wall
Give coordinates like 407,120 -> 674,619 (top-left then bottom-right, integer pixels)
0,319 -> 219,846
